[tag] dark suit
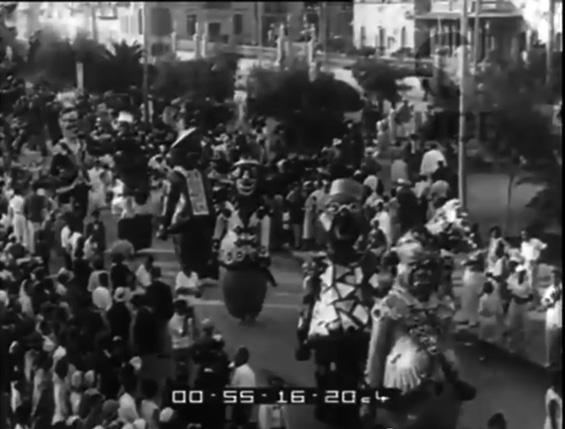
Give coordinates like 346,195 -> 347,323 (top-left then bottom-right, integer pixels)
161,167 -> 215,277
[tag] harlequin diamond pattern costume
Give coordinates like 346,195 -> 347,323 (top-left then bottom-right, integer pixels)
295,180 -> 478,427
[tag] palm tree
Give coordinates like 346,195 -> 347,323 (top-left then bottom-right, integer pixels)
100,41 -> 144,92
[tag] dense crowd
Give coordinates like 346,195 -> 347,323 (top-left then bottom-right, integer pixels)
0,70 -> 561,429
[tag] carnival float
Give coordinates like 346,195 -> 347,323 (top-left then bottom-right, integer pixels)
295,182 -> 478,428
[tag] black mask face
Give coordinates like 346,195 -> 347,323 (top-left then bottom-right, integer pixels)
407,259 -> 440,301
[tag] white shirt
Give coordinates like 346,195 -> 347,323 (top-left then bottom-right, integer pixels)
9,195 -> 25,215
390,159 -> 408,183
542,283 -> 562,329
118,392 -> 140,423
420,149 -> 446,176
136,264 -> 152,288
169,313 -> 195,350
231,363 -> 257,388
60,226 -> 72,252
521,238 -> 547,263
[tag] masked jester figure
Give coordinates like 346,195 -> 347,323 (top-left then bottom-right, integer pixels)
295,179 -> 382,426
213,158 -> 276,323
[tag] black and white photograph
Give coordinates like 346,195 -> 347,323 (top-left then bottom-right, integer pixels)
0,1 -> 562,429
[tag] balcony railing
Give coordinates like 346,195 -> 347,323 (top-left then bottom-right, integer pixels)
174,40 -> 433,71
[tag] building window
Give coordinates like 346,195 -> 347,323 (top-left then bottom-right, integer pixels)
379,27 -> 386,52
186,14 -> 197,35
360,26 -> 366,47
400,27 -> 407,47
151,7 -> 173,37
138,9 -> 143,35
233,13 -> 243,35
556,32 -> 562,51
208,22 -> 222,41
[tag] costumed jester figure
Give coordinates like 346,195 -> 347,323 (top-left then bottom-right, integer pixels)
295,178 -> 382,426
213,157 -> 276,323
158,128 -> 216,285
363,199 -> 478,429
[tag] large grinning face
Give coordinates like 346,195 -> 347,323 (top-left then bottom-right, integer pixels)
234,165 -> 259,197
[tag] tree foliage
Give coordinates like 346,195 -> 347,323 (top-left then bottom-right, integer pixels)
350,59 -> 408,104
151,54 -> 238,102
246,66 -> 363,151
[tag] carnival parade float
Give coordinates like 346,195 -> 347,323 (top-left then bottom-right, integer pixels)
295,182 -> 478,428
213,158 -> 276,322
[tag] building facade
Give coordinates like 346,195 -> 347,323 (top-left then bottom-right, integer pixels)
353,0 -> 417,55
353,0 -> 562,59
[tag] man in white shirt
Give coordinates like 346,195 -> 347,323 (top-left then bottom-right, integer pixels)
419,142 -> 447,177
230,346 -> 256,428
541,268 -> 562,370
520,229 -> 547,291
8,189 -> 26,245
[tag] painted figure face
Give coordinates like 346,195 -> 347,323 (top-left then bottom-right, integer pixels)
407,257 -> 440,301
320,192 -> 366,253
59,109 -> 79,139
233,164 -> 259,197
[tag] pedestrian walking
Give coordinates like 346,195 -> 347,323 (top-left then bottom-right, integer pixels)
505,264 -> 533,354
544,370 -> 562,429
520,228 -> 547,295
477,281 -> 505,362
458,253 -> 485,327
229,346 -> 256,429
540,268 -> 562,370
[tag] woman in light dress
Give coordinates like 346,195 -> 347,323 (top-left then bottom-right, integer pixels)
486,226 -> 508,273
477,281 -> 505,361
458,254 -> 486,327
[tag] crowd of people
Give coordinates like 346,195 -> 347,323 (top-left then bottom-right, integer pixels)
0,67 -> 561,429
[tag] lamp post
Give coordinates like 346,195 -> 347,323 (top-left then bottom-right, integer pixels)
142,2 -> 150,125
547,0 -> 555,91
458,0 -> 469,208
472,0 -> 481,142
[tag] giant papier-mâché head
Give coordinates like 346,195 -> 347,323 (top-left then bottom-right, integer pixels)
232,158 -> 261,197
168,127 -> 204,169
319,179 -> 368,256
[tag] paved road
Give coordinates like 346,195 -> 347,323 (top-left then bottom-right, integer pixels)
128,236 -> 547,429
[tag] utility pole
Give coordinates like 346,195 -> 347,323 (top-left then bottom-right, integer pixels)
458,0 -> 469,208
142,2 -> 150,125
472,0 -> 481,141
547,0 -> 555,92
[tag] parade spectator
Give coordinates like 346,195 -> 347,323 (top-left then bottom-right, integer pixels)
520,228 -> 547,293
419,142 -> 446,177
505,264 -> 533,354
230,346 -> 257,429
135,255 -> 154,289
459,254 -> 485,327
258,376 -> 290,429
285,183 -> 305,250
540,268 -> 562,370
477,281 -> 505,362
390,154 -> 410,185
544,370 -> 562,429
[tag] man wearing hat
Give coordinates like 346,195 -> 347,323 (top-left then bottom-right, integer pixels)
506,262 -> 533,354
85,209 -> 106,254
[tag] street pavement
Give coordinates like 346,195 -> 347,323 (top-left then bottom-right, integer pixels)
124,235 -> 548,429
